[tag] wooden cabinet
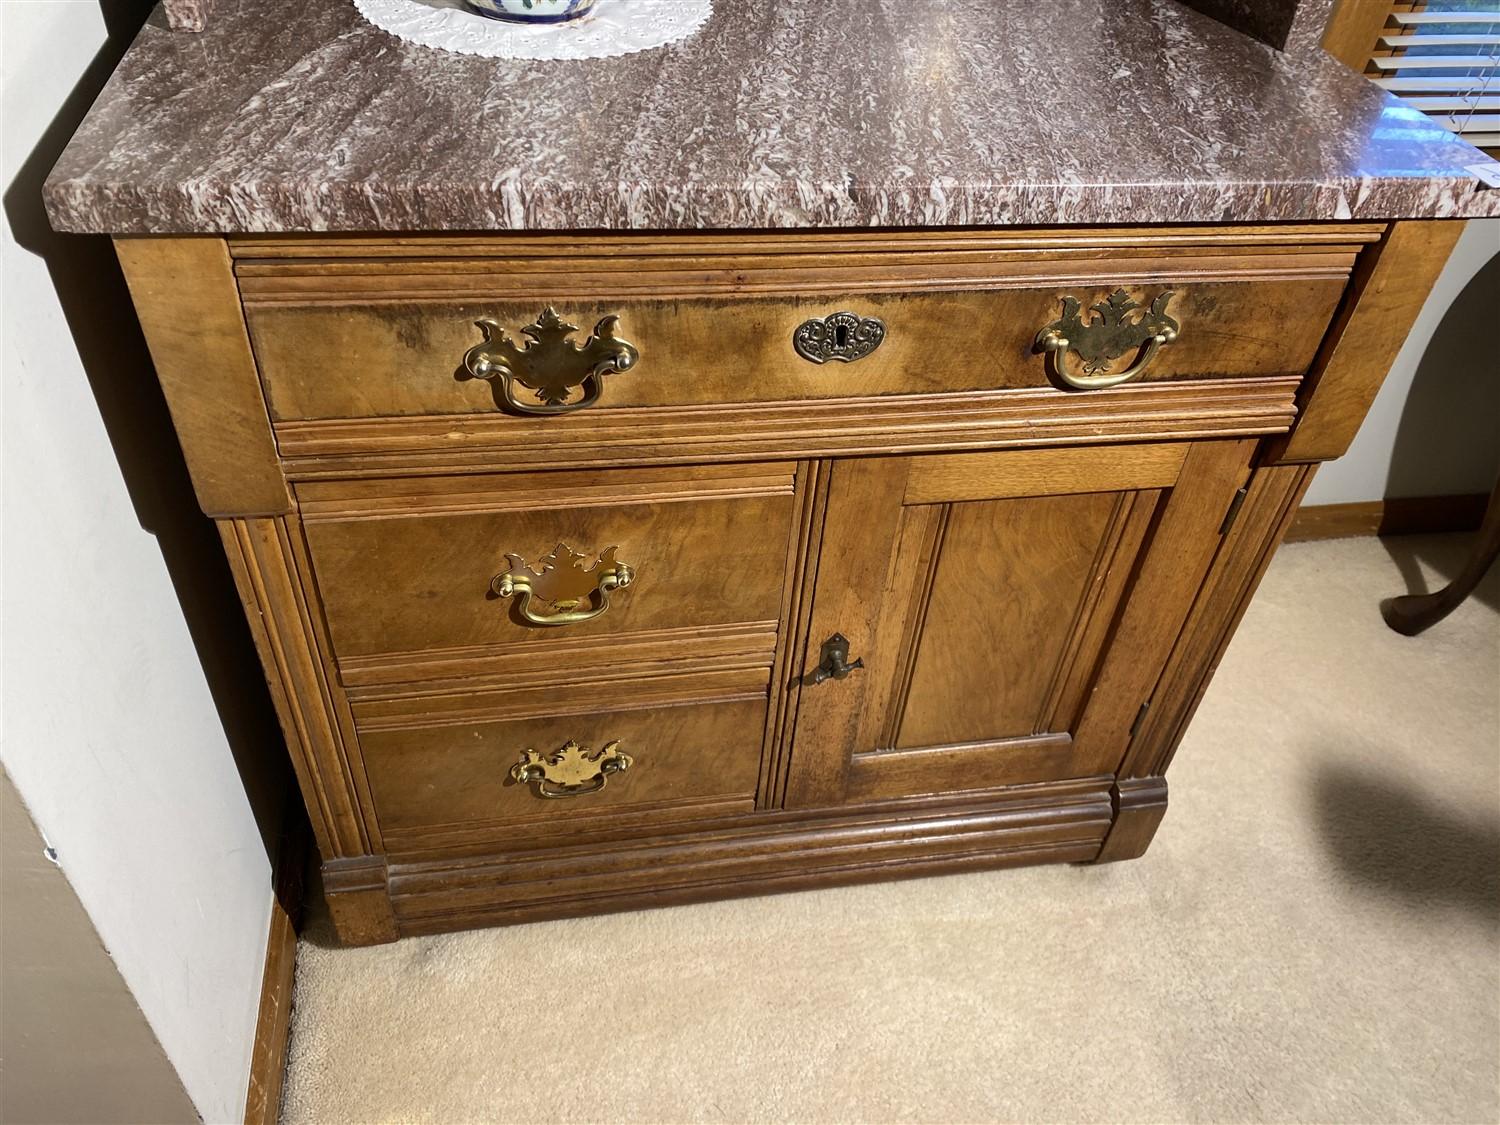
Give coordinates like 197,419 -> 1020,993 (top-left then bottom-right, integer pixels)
114,221 -> 1463,944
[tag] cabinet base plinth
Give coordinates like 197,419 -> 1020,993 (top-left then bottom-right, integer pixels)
1093,777 -> 1169,864
336,780 -> 1119,941
322,855 -> 399,946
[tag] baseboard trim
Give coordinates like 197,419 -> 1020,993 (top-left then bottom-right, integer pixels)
1286,493 -> 1488,543
243,813 -> 310,1125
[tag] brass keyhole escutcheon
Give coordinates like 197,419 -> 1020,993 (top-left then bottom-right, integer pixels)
793,312 -> 886,365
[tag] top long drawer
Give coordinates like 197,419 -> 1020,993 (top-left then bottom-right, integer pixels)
233,227 -> 1376,423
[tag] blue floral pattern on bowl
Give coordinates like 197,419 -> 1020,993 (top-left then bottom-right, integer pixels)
465,0 -> 597,22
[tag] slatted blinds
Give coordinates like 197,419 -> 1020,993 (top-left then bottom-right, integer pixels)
1364,2 -> 1500,155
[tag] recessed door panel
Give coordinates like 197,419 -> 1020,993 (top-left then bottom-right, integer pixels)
894,492 -> 1122,749
784,441 -> 1255,808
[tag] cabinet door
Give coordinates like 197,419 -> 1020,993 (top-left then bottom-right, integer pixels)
784,440 -> 1254,808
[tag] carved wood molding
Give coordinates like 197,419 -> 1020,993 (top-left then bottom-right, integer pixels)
1119,462 -> 1317,780
218,517 -> 380,856
295,463 -> 798,522
383,780 -> 1115,936
229,225 -> 1384,305
273,379 -> 1302,475
350,666 -> 771,732
321,856 -> 398,946
338,621 -> 781,700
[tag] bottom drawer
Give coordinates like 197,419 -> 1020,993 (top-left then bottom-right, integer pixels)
357,685 -> 767,849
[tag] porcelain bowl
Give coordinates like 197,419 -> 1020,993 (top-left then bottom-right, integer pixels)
465,0 -> 598,21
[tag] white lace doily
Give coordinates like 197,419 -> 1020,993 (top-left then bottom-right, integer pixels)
353,0 -> 712,60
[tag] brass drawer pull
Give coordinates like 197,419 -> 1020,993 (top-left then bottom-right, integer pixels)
463,306 -> 639,415
511,740 -> 633,799
793,311 -> 886,365
491,543 -> 634,627
1034,289 -> 1179,390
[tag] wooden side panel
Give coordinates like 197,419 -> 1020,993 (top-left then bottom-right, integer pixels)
1267,221 -> 1463,464
114,237 -> 289,515
1119,462 -> 1317,781
218,518 -> 374,858
1321,0 -> 1390,70
1067,438 -> 1257,775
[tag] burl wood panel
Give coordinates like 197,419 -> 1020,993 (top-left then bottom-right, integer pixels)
358,695 -> 767,844
894,492 -> 1126,748
245,278 -> 1347,420
298,464 -> 797,658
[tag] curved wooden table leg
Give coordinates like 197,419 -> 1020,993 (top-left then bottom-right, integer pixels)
1381,477 -> 1500,636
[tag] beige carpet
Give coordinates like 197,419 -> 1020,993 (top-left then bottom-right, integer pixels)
282,535 -> 1500,1125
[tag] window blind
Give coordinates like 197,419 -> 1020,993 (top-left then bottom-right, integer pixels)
1365,3 -> 1500,154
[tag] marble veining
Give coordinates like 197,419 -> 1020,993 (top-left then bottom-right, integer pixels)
44,0 -> 1500,234
161,0 -> 212,33
1283,0 -> 1338,55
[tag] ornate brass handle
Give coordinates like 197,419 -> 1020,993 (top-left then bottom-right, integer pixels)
1034,289 -> 1180,390
491,543 -> 634,627
511,740 -> 633,799
463,306 -> 639,415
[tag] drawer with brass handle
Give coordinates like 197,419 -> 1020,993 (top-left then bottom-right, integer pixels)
352,684 -> 768,849
295,462 -> 799,666
234,230 -> 1367,423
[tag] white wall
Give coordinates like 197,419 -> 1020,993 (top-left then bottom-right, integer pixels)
3,5 -> 273,1122
1306,218 -> 1500,505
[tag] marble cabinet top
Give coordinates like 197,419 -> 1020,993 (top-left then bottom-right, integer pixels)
43,0 -> 1500,234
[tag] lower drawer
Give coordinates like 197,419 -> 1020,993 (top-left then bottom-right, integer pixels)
355,682 -> 767,849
